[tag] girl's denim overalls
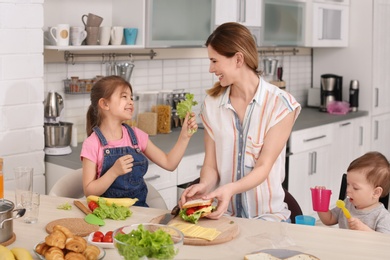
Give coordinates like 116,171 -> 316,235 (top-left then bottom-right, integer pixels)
93,124 -> 149,207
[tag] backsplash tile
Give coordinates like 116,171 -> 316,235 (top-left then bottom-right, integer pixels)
45,54 -> 311,143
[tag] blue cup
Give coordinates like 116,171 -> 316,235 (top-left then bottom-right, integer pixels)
295,215 -> 316,226
124,28 -> 138,45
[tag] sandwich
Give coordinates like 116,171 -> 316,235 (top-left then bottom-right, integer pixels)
179,198 -> 215,224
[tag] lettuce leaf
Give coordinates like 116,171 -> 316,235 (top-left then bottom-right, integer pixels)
93,197 -> 132,220
179,208 -> 202,224
176,93 -> 198,119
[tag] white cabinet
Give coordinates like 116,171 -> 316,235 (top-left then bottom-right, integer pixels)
330,117 -> 369,194
288,124 -> 333,216
215,0 -> 262,27
144,163 -> 178,210
177,153 -> 204,185
43,0 -> 146,50
371,114 -> 390,159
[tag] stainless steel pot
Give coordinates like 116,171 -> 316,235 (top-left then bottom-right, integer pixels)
44,91 -> 64,118
0,200 -> 25,243
44,122 -> 73,147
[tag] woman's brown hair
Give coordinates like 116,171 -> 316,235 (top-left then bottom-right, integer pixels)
86,76 -> 132,136
347,151 -> 390,197
205,22 -> 261,97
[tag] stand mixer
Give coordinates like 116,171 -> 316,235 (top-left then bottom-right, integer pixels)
44,91 -> 73,155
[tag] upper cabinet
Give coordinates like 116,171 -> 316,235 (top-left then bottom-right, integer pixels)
145,0 -> 213,48
261,0 -> 349,47
215,0 -> 262,27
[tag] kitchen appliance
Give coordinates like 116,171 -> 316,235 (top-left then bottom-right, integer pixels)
349,80 -> 359,112
44,91 -> 73,155
320,74 -> 342,112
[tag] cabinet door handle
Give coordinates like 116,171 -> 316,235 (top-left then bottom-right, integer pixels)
375,88 -> 379,107
340,122 -> 351,127
237,0 -> 246,23
312,151 -> 317,174
359,126 -> 363,146
374,120 -> 379,140
303,135 -> 326,142
145,175 -> 160,181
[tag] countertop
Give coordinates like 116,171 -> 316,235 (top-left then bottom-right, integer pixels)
45,108 -> 369,169
6,189 -> 390,260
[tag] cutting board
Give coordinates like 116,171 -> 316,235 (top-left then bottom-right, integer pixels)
46,218 -> 99,237
150,214 -> 239,246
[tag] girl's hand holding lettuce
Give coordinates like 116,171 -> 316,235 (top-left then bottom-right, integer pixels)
176,93 -> 198,134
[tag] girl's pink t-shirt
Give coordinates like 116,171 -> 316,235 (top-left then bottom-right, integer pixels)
80,125 -> 149,177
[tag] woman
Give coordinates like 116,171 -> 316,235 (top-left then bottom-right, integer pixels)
180,22 -> 301,221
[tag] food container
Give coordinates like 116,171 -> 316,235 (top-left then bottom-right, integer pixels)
44,122 -> 73,147
0,199 -> 25,243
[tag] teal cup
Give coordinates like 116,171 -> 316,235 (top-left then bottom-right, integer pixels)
124,28 -> 138,45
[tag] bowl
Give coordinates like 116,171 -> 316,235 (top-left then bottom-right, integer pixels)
113,223 -> 183,260
44,122 -> 73,147
295,215 -> 316,226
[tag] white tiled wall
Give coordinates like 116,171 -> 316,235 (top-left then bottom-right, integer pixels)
44,54 -> 312,143
0,1 -> 46,194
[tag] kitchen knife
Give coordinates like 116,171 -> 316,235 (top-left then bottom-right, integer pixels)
159,212 -> 177,225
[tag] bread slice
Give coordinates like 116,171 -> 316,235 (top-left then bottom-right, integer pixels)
182,198 -> 213,209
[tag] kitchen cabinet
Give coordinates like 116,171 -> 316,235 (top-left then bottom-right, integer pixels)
371,114 -> 390,159
43,0 -> 146,50
330,116 -> 369,194
177,153 -> 204,186
144,163 -> 178,210
288,124 -> 333,216
215,0 -> 262,27
313,0 -> 390,157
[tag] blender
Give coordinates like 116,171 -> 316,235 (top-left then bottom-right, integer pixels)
43,91 -> 73,155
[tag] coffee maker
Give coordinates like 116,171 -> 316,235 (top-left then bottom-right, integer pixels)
320,74 -> 343,112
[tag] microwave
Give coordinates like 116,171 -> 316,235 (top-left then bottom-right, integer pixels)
262,0 -> 349,47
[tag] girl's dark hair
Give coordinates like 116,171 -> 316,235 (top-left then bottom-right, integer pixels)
86,76 -> 132,136
347,151 -> 390,197
205,22 -> 261,97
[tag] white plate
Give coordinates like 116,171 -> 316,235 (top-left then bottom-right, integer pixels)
88,232 -> 115,249
34,241 -> 106,260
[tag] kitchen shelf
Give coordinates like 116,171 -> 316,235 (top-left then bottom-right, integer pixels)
44,45 -> 144,51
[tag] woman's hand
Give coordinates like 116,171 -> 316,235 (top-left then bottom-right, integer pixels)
202,183 -> 235,219
179,182 -> 208,208
111,154 -> 134,177
180,112 -> 198,138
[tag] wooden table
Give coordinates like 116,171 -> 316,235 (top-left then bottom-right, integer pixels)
4,190 -> 390,259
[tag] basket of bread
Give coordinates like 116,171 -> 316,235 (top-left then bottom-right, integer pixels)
34,224 -> 104,260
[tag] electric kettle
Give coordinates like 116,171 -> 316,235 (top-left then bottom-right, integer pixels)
44,91 -> 64,118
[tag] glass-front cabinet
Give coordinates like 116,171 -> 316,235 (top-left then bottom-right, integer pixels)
145,0 -> 214,47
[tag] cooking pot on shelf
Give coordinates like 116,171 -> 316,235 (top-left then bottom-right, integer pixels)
44,122 -> 73,147
0,199 -> 25,243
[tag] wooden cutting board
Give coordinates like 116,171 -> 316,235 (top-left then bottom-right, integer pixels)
150,214 -> 239,246
46,218 -> 99,237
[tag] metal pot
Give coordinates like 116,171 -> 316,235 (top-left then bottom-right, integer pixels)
44,122 -> 73,147
0,200 -> 25,243
114,62 -> 135,82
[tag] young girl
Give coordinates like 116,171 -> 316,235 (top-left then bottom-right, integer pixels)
314,152 -> 390,233
81,76 -> 198,207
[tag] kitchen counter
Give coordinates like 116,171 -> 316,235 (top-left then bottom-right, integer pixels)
45,108 -> 368,169
6,189 -> 390,260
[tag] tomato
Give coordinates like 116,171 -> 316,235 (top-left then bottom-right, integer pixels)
186,208 -> 196,216
93,231 -> 104,239
92,236 -> 102,242
88,201 -> 99,212
102,233 -> 113,243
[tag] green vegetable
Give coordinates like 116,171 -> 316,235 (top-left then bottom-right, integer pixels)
57,202 -> 72,210
93,197 -> 132,220
179,208 -> 203,224
176,93 -> 198,134
115,224 -> 177,260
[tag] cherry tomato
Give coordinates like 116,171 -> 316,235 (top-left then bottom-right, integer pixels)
93,231 -> 104,239
102,233 -> 113,243
92,236 -> 102,242
88,201 -> 99,212
105,231 -> 113,237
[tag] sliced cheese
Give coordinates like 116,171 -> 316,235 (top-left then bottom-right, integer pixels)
169,222 -> 221,241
